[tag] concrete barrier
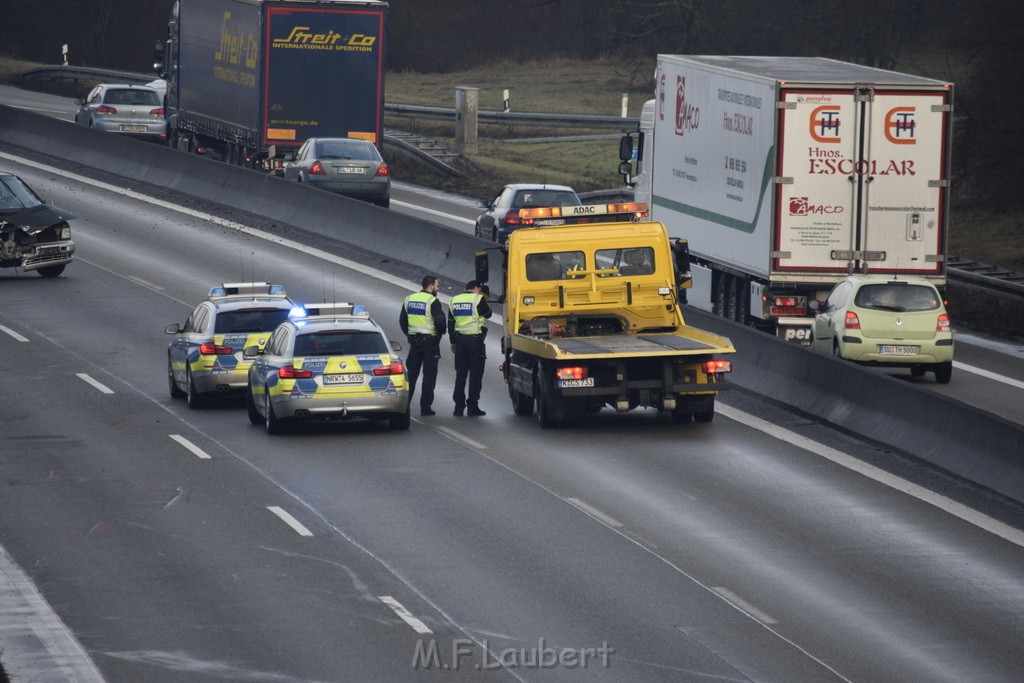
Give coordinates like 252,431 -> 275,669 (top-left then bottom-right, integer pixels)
0,103 -> 487,287
688,309 -> 1024,504
3,103 -> 1022,503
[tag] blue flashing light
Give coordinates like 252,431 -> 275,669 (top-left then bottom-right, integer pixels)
352,304 -> 369,316
288,306 -> 307,319
209,286 -> 227,297
269,284 -> 286,295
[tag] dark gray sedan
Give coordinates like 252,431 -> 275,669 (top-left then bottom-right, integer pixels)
283,137 -> 391,208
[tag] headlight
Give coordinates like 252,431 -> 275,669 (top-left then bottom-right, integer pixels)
59,227 -> 71,240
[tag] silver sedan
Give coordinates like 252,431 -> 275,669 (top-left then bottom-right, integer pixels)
283,137 -> 390,208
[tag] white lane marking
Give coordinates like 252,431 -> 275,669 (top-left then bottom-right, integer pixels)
716,403 -> 1024,548
435,425 -> 487,450
711,587 -> 779,625
76,372 -> 114,394
391,198 -> 475,225
955,331 -> 1024,356
566,497 -> 624,528
0,545 -> 105,682
266,506 -> 314,537
953,361 -> 1024,390
169,434 -> 212,460
126,275 -> 164,291
378,595 -> 433,634
0,151 -> 510,327
0,324 -> 29,342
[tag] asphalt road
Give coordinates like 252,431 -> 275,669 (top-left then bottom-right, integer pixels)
2,153 -> 1024,682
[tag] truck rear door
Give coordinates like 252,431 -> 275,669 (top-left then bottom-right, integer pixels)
775,87 -> 950,277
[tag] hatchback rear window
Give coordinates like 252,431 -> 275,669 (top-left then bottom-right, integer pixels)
854,284 -> 940,312
294,331 -> 388,356
104,89 -> 160,106
214,308 -> 292,334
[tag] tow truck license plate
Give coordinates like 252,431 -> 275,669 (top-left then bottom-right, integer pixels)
536,219 -> 565,226
324,373 -> 364,384
558,378 -> 594,388
878,345 -> 918,356
120,125 -> 147,132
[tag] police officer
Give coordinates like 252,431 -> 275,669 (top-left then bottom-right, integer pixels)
448,280 -> 492,416
400,275 -> 446,416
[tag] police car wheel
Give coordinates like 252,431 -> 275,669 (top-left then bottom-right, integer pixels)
388,405 -> 411,430
246,389 -> 262,424
264,394 -> 285,435
168,360 -> 185,399
186,368 -> 205,409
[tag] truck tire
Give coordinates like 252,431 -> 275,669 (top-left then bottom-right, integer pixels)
734,278 -> 749,324
36,264 -> 65,277
725,275 -> 738,321
713,273 -> 727,317
511,386 -> 534,416
534,370 -> 558,429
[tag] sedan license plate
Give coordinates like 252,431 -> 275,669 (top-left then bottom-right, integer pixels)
878,345 -> 919,356
323,373 -> 364,385
120,125 -> 147,132
558,377 -> 594,388
336,167 -> 364,174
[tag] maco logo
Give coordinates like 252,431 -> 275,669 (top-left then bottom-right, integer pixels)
789,197 -> 844,215
674,75 -> 700,136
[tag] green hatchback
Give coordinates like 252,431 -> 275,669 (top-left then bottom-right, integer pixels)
810,275 -> 954,383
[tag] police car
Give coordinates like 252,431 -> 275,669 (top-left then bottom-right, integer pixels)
165,282 -> 298,408
244,303 -> 410,434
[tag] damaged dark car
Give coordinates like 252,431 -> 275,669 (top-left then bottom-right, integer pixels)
0,172 -> 75,277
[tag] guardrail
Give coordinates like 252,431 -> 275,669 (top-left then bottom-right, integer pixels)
16,65 -> 155,85
385,102 -> 639,130
947,255 -> 1024,299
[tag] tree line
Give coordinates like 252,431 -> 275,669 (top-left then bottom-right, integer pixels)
3,0 -> 1021,208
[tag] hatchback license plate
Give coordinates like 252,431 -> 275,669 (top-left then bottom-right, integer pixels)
324,373 -> 364,384
558,377 -> 594,388
878,345 -> 918,356
120,125 -> 147,132
337,167 -> 364,174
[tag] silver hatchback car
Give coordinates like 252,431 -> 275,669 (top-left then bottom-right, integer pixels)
75,84 -> 166,141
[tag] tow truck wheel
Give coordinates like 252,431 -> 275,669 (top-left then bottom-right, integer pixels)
511,386 -> 534,416
534,373 -> 557,429
36,264 -> 65,277
246,388 -> 262,424
168,360 -> 185,399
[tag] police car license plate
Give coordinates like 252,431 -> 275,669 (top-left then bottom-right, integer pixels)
120,125 -> 147,132
878,345 -> 918,356
324,373 -> 364,384
558,378 -> 594,388
337,167 -> 364,174
536,219 -> 565,226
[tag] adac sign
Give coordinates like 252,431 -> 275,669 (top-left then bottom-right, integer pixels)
272,26 -> 378,52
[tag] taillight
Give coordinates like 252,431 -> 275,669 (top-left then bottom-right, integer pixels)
503,209 -> 523,226
278,364 -> 313,379
703,360 -> 732,374
310,161 -> 325,175
844,311 -> 861,330
375,162 -> 389,177
149,107 -> 164,117
373,361 -> 405,376
937,314 -> 950,332
97,105 -> 117,115
556,366 -> 587,380
199,342 -> 233,355
774,296 -> 799,307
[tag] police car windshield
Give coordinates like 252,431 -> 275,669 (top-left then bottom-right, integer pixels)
214,309 -> 292,334
294,331 -> 389,356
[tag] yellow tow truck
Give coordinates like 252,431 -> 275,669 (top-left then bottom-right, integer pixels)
475,202 -> 736,427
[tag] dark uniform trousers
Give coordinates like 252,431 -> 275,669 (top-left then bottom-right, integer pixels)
452,333 -> 486,410
406,334 -> 441,411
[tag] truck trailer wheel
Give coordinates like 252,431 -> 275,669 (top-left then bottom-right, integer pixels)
713,273 -> 728,317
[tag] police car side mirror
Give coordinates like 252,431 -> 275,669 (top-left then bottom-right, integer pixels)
243,345 -> 262,358
165,323 -> 181,334
390,340 -> 402,352
808,300 -> 820,312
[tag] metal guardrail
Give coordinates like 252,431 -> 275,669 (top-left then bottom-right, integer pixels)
16,65 -> 155,85
947,256 -> 1024,299
385,102 -> 639,130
